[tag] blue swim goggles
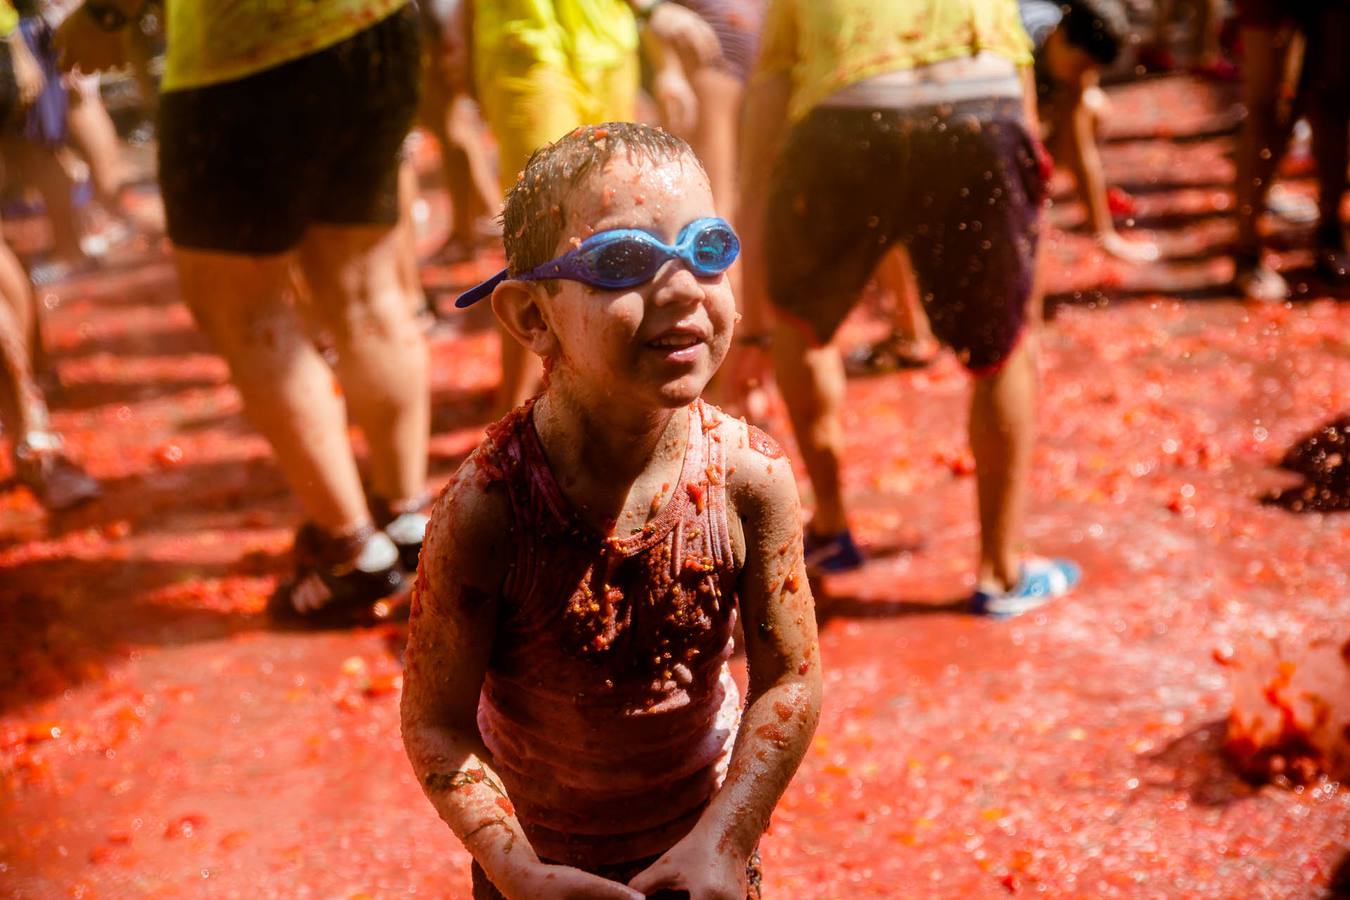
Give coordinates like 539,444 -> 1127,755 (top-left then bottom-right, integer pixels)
454,216 -> 740,308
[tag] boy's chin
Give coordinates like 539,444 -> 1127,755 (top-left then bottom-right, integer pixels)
651,374 -> 713,408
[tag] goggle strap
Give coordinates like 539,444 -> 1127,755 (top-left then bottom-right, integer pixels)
453,269 -> 509,308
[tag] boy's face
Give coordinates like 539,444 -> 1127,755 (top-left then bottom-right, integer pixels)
537,153 -> 735,410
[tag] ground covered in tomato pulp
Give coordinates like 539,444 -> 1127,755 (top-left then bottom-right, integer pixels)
2,76 -> 1348,898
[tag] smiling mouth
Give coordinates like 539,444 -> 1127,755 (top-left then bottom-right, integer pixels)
647,333 -> 703,350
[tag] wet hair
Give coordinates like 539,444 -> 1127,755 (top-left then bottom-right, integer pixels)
1061,0 -> 1127,67
500,121 -> 703,278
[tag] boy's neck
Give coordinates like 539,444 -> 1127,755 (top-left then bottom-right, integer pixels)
534,388 -> 689,484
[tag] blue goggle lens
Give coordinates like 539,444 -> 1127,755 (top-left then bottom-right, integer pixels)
587,239 -> 665,287
689,223 -> 737,274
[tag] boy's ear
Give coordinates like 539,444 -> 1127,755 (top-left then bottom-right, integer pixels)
491,280 -> 559,358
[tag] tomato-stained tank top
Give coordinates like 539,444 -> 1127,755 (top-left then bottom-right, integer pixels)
475,399 -> 741,868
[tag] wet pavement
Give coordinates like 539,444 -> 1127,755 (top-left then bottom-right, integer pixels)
2,76 -> 1348,898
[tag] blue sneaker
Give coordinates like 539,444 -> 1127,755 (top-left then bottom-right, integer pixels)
969,557 -> 1081,619
803,528 -> 865,574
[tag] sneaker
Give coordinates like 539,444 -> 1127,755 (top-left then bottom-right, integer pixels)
1266,185 -> 1318,225
269,523 -> 409,626
1233,258 -> 1289,302
803,528 -> 864,574
970,557 -> 1080,619
370,493 -> 432,571
13,437 -> 101,511
845,333 -> 940,377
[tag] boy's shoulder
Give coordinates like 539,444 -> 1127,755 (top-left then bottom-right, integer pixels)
699,402 -> 796,516
422,444 -> 517,594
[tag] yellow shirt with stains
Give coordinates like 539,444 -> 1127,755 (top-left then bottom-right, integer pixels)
754,0 -> 1033,123
161,0 -> 408,92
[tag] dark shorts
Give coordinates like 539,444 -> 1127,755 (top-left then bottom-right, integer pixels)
765,97 -> 1044,372
470,848 -> 764,899
671,0 -> 763,82
158,4 -> 420,255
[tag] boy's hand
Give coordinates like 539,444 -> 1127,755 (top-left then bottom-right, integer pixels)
628,829 -> 746,900
507,862 -> 644,900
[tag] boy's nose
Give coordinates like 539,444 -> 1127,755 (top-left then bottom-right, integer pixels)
652,263 -> 706,306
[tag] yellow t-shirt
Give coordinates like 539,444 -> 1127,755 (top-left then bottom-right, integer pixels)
161,0 -> 408,92
754,0 -> 1033,123
472,0 -> 639,76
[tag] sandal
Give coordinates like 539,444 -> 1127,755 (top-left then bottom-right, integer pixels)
269,522 -> 409,626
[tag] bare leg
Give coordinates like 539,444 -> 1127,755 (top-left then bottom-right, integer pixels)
1304,7 -> 1350,258
772,321 -> 848,535
449,100 -> 501,233
174,247 -> 373,533
3,138 -> 84,262
65,76 -> 125,210
419,61 -> 499,259
0,232 -> 34,343
1140,0 -> 1179,67
1195,0 -> 1224,65
970,335 -> 1038,591
297,223 -> 429,506
423,86 -> 498,248
0,260 -> 98,510
395,155 -> 428,316
1234,25 -> 1299,297
880,246 -> 934,348
0,201 -> 53,379
0,271 -> 45,437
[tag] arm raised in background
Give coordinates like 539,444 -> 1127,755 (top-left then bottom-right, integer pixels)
400,457 -> 642,900
630,0 -> 721,71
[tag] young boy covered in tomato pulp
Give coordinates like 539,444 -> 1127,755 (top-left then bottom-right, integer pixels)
401,121 -> 822,900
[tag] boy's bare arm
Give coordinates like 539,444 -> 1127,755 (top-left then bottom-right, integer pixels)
631,423 -> 822,899
400,461 -> 641,900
